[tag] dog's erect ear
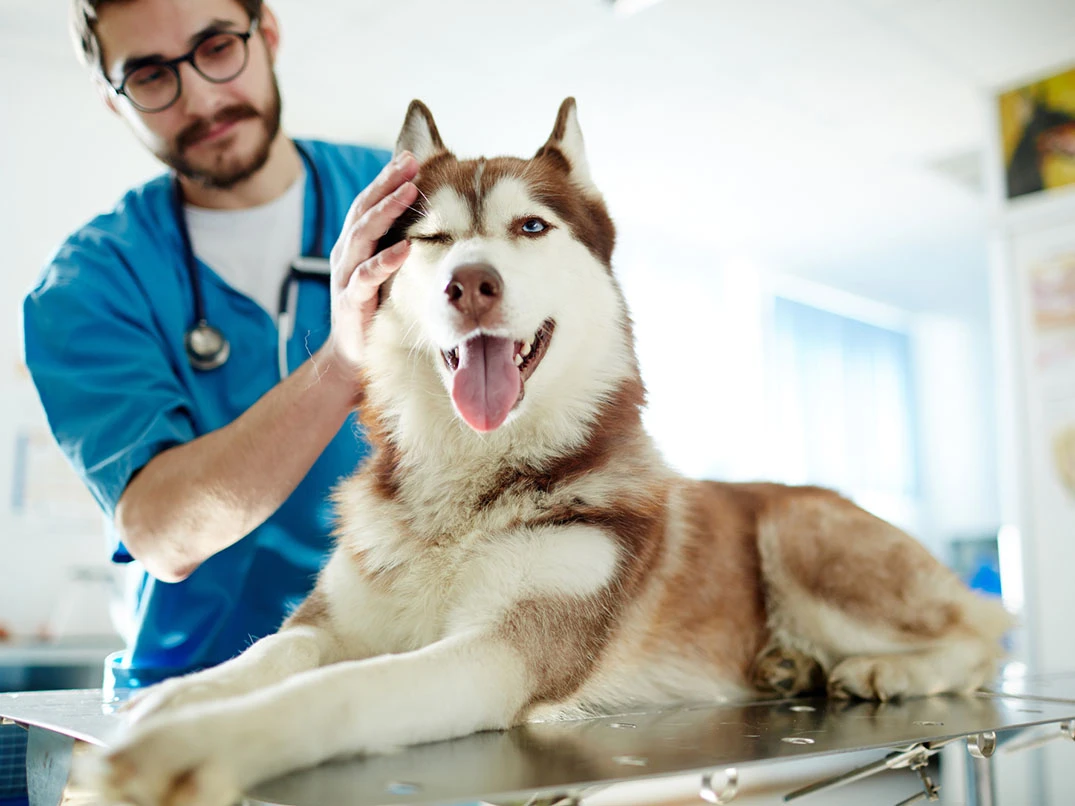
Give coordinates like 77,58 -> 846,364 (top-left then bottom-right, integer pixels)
396,100 -> 447,162
536,97 -> 595,190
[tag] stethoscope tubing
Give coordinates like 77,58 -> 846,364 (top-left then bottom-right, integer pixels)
174,141 -> 327,373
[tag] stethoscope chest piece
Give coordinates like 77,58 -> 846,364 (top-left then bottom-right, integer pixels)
176,141 -> 326,372
185,319 -> 230,371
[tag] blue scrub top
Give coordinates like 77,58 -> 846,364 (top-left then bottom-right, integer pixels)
22,139 -> 391,687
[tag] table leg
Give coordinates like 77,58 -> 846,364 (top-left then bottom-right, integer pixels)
25,727 -> 74,806
965,754 -> 997,806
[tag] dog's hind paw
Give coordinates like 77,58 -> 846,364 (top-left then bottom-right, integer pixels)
750,646 -> 826,697
828,656 -> 912,702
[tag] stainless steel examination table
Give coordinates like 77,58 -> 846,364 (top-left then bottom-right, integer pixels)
2,672 -> 1075,806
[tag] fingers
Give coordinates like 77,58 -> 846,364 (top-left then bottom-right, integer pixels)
342,151 -> 419,233
345,240 -> 411,303
332,181 -> 420,289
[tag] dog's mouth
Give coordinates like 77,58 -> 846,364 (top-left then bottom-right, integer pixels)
441,319 -> 555,432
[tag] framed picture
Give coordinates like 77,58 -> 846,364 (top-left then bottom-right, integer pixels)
999,65 -> 1075,199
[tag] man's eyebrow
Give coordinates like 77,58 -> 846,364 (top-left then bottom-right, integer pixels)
116,18 -> 243,77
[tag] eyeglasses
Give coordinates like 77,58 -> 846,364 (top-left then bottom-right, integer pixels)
108,18 -> 259,113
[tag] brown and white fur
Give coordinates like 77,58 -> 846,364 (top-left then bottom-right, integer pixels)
85,99 -> 1013,806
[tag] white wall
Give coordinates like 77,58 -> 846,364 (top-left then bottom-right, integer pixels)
910,314 -> 1001,551
616,231 -> 1002,562
0,50 -> 162,636
981,52 -> 1075,800
996,195 -> 1075,666
617,235 -> 769,484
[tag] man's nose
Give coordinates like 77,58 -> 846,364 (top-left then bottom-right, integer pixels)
176,62 -> 228,117
445,264 -> 503,323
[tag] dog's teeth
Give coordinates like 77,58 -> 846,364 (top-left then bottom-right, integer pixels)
514,353 -> 524,367
521,341 -> 532,357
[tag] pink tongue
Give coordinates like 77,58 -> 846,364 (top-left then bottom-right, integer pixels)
451,335 -> 521,432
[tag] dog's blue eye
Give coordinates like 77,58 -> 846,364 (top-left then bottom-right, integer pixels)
521,218 -> 546,234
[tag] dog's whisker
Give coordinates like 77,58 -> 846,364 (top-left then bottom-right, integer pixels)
400,203 -> 429,218
413,185 -> 433,207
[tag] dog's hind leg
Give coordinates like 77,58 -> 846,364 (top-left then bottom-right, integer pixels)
756,488 -> 1013,701
124,588 -> 342,724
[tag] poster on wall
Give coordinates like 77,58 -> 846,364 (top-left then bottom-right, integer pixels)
1028,248 -> 1075,370
1013,227 -> 1075,506
11,426 -> 102,527
1031,241 -> 1075,503
1056,425 -> 1075,498
999,64 -> 1075,199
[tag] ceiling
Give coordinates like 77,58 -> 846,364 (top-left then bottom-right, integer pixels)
4,0 -> 1075,317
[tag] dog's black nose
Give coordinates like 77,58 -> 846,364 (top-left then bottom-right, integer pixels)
445,264 -> 503,320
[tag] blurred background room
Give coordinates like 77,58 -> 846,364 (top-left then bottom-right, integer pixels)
1,0 -> 1074,803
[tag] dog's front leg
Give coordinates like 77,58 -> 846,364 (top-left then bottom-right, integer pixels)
123,621 -> 340,725
88,524 -> 622,806
91,526 -> 623,803
86,631 -> 534,806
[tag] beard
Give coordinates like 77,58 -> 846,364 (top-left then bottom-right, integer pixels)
157,77 -> 282,190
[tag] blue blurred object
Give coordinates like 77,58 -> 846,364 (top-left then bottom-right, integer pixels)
969,557 -> 1003,597
948,534 -> 1004,599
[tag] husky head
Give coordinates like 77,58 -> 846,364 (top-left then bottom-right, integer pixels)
366,98 -> 640,451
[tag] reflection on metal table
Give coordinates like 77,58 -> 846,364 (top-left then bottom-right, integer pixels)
2,676 -> 1075,806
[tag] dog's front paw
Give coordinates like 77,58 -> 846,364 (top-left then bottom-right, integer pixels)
76,720 -> 242,806
828,656 -> 911,702
121,675 -> 222,725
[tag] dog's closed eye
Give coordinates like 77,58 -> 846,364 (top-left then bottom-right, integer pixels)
412,232 -> 454,245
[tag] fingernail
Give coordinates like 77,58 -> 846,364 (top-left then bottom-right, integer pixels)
395,152 -> 416,170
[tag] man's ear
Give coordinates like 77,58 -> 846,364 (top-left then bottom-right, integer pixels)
257,4 -> 281,62
95,77 -> 120,116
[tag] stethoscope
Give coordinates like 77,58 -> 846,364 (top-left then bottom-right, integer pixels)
175,141 -> 331,377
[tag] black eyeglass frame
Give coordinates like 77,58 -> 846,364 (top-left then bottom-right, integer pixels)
106,17 -> 260,113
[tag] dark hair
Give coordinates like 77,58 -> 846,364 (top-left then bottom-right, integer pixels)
70,0 -> 263,72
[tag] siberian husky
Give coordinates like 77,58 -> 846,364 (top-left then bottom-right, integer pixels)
86,99 -> 1012,805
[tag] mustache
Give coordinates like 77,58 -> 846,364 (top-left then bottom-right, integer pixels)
176,104 -> 260,151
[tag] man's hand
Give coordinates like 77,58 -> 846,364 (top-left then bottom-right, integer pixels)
326,151 -> 420,374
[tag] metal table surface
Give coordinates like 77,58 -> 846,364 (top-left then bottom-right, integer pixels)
2,683 -> 1075,805
985,671 -> 1075,704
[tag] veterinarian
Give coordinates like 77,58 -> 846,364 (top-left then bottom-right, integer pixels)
21,0 -> 418,690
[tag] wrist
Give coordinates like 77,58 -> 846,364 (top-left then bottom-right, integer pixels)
314,339 -> 366,408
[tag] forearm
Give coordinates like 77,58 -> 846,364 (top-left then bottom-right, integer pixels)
115,344 -> 361,582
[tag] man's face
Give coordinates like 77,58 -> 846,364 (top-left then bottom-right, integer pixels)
96,0 -> 282,189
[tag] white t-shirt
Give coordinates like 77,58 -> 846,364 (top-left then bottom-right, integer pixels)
184,170 -> 306,317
